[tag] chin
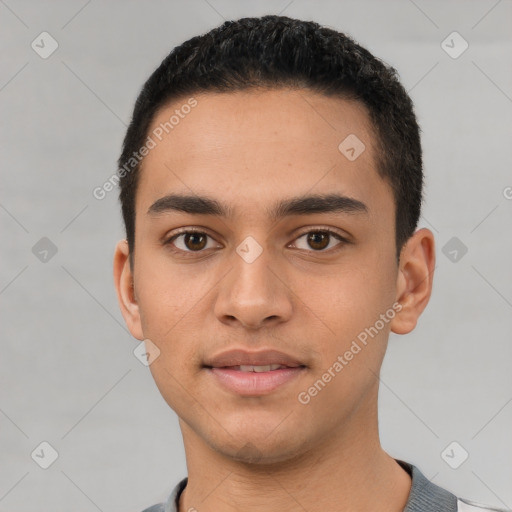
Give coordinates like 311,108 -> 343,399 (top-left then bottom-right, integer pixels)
224,442 -> 303,466
207,425 -> 309,466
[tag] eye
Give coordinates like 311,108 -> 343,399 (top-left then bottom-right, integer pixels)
164,227 -> 348,256
292,229 -> 347,252
165,229 -> 219,253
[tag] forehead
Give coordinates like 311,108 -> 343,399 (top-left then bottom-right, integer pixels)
136,88 -> 392,221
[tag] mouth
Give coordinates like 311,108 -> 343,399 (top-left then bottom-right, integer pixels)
203,348 -> 308,396
206,364 -> 302,372
204,364 -> 307,395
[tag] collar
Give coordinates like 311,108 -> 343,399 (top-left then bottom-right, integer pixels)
398,461 -> 458,512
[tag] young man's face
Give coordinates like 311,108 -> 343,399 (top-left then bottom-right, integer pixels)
114,88 -> 433,464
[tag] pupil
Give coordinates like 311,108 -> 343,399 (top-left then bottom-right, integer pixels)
185,233 -> 207,251
308,232 -> 329,250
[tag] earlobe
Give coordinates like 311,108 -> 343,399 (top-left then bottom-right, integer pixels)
390,228 -> 436,335
113,239 -> 144,340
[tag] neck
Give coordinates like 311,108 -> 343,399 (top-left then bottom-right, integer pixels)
177,391 -> 411,512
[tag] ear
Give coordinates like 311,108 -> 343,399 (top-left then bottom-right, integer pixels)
390,228 -> 436,335
113,239 -> 144,340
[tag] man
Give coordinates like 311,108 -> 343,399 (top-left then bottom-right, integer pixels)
113,15 -> 506,512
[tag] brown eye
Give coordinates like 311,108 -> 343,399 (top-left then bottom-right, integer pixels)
167,231 -> 218,253
293,230 -> 345,252
307,232 -> 330,250
183,233 -> 207,251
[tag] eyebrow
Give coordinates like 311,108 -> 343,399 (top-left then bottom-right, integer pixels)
147,193 -> 368,220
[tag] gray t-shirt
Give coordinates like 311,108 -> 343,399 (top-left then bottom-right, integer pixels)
140,461 -> 508,512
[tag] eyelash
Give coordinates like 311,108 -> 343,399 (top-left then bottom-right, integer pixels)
163,227 -> 349,257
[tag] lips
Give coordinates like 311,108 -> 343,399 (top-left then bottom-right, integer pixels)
225,364 -> 288,372
203,348 -> 306,369
204,348 -> 307,395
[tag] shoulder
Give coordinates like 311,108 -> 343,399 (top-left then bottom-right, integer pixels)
139,476 -> 188,512
400,461 -> 511,512
140,505 -> 166,512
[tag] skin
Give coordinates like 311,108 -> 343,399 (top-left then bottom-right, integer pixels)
114,88 -> 435,512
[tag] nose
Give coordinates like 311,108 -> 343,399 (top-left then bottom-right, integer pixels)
213,238 -> 293,330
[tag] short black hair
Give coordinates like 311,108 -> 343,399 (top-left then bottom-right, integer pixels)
118,15 -> 423,264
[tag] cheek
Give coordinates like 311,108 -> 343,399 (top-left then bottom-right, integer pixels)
292,260 -> 397,395
134,247 -> 208,334
143,309 -> 205,413
294,264 -> 395,338
133,260 -> 208,392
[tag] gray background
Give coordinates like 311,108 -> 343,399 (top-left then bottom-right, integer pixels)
1,0 -> 511,510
